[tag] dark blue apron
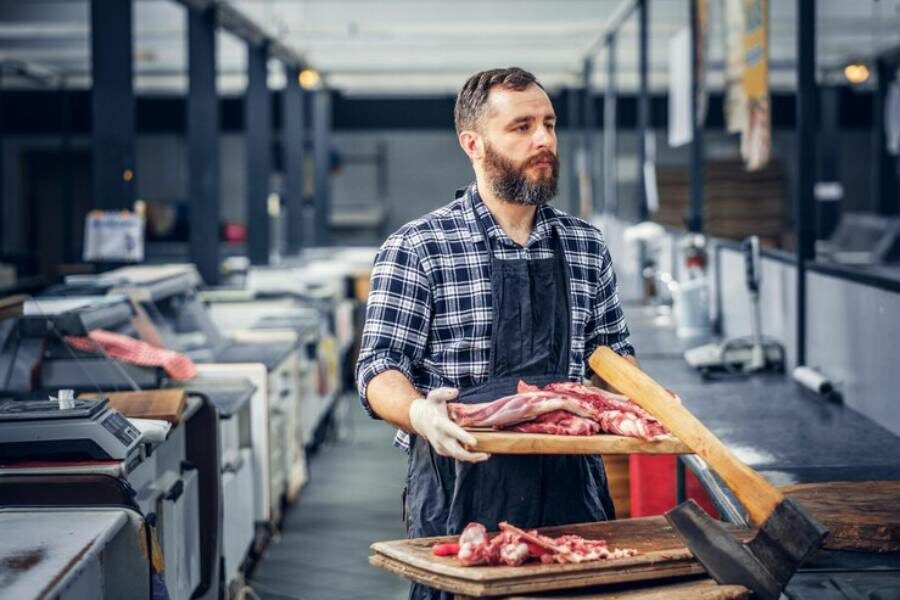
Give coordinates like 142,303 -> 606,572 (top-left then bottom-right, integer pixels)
405,194 -> 615,600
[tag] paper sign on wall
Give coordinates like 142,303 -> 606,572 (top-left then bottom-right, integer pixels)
668,27 -> 692,148
83,210 -> 145,262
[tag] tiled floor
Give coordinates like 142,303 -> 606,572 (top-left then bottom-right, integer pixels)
249,396 -> 411,600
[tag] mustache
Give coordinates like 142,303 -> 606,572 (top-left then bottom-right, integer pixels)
525,151 -> 559,168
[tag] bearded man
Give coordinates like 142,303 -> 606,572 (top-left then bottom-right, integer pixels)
356,67 -> 637,600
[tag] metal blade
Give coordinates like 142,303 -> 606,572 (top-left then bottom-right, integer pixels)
749,496 -> 829,585
665,500 -> 784,600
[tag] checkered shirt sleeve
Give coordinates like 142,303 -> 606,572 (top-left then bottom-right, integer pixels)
584,243 -> 635,370
355,230 -> 432,418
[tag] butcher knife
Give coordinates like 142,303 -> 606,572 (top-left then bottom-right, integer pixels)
588,346 -> 828,600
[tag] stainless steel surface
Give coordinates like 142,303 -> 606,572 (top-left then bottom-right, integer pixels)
0,507 -> 149,600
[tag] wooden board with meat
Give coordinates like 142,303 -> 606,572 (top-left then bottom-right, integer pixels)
466,430 -> 690,455
369,516 -> 752,597
450,381 -> 689,455
502,577 -> 751,599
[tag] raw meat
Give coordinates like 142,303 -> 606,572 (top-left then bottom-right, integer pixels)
433,521 -> 638,567
431,542 -> 460,557
498,538 -> 531,566
541,382 -> 661,425
594,410 -> 666,441
457,522 -> 491,566
65,329 -> 197,380
447,381 -> 672,441
447,391 -> 597,428
509,410 -> 601,436
498,522 -> 639,564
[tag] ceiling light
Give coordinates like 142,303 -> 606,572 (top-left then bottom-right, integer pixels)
843,62 -> 870,84
299,69 -> 321,90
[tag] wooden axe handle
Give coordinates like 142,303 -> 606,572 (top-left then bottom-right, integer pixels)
589,346 -> 783,526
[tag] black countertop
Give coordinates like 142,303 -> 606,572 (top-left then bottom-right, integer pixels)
640,356 -> 900,473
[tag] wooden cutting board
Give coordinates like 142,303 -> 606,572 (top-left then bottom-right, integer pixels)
80,389 -> 187,425
780,481 -> 900,552
502,577 -> 749,599
370,516 -> 752,598
468,431 -> 691,455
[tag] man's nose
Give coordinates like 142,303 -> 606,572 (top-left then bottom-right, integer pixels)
533,126 -> 554,149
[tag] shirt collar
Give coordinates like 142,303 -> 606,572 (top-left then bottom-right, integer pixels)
462,182 -> 558,248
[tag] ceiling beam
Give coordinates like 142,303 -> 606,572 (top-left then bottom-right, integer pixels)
174,0 -> 308,71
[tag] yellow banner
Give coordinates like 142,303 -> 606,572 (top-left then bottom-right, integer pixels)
742,0 -> 768,100
741,0 -> 770,170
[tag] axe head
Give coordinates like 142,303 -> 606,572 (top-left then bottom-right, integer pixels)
665,499 -> 829,600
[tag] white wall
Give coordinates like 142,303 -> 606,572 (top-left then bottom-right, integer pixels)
806,272 -> 900,436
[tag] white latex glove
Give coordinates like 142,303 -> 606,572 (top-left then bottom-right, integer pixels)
409,387 -> 490,463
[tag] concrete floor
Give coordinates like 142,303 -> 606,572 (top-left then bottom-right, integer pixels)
250,396 -> 411,600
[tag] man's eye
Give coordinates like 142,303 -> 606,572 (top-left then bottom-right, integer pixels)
546,123 -> 556,130
517,124 -> 529,132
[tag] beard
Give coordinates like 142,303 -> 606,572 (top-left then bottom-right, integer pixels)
483,143 -> 559,206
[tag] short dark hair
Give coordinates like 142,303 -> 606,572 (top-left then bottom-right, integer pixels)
454,67 -> 544,134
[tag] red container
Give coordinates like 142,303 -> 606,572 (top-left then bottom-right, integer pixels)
629,455 -> 719,518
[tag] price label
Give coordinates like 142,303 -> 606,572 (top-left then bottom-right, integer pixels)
83,211 -> 145,262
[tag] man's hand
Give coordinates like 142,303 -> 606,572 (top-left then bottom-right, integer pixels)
409,387 -> 490,463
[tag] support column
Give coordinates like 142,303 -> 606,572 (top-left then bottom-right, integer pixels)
90,0 -> 135,210
636,0 -> 649,222
283,67 -> 306,254
688,0 -> 704,233
603,34 -> 618,218
795,0 -> 816,366
817,85 -> 841,240
61,81 -> 75,263
582,58 -> 596,217
0,72 -> 5,256
312,89 -> 331,245
567,87 -> 580,216
874,58 -> 900,215
246,41 -> 271,265
187,5 -> 220,284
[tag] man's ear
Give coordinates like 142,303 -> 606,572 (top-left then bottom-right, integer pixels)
458,130 -> 484,161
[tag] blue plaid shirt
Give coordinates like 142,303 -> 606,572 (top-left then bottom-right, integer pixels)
356,183 -> 634,450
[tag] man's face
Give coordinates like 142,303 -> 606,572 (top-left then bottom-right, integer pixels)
479,84 -> 559,205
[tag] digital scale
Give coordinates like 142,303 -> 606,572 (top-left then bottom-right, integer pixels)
0,397 -> 143,462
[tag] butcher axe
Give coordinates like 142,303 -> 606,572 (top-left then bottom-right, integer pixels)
588,346 -> 828,600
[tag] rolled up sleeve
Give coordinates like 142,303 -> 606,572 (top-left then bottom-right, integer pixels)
355,232 -> 432,418
584,244 -> 635,372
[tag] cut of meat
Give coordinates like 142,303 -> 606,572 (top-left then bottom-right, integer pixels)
436,521 -> 638,567
498,522 -> 639,564
509,410 -> 601,436
595,410 -> 666,441
447,391 -> 597,428
431,542 -> 460,557
498,540 -> 530,566
457,522 -> 491,566
448,380 -> 672,441
541,382 -> 656,421
516,381 -> 542,393
540,382 -> 672,439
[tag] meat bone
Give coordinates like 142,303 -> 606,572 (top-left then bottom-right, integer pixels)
588,346 -> 828,600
